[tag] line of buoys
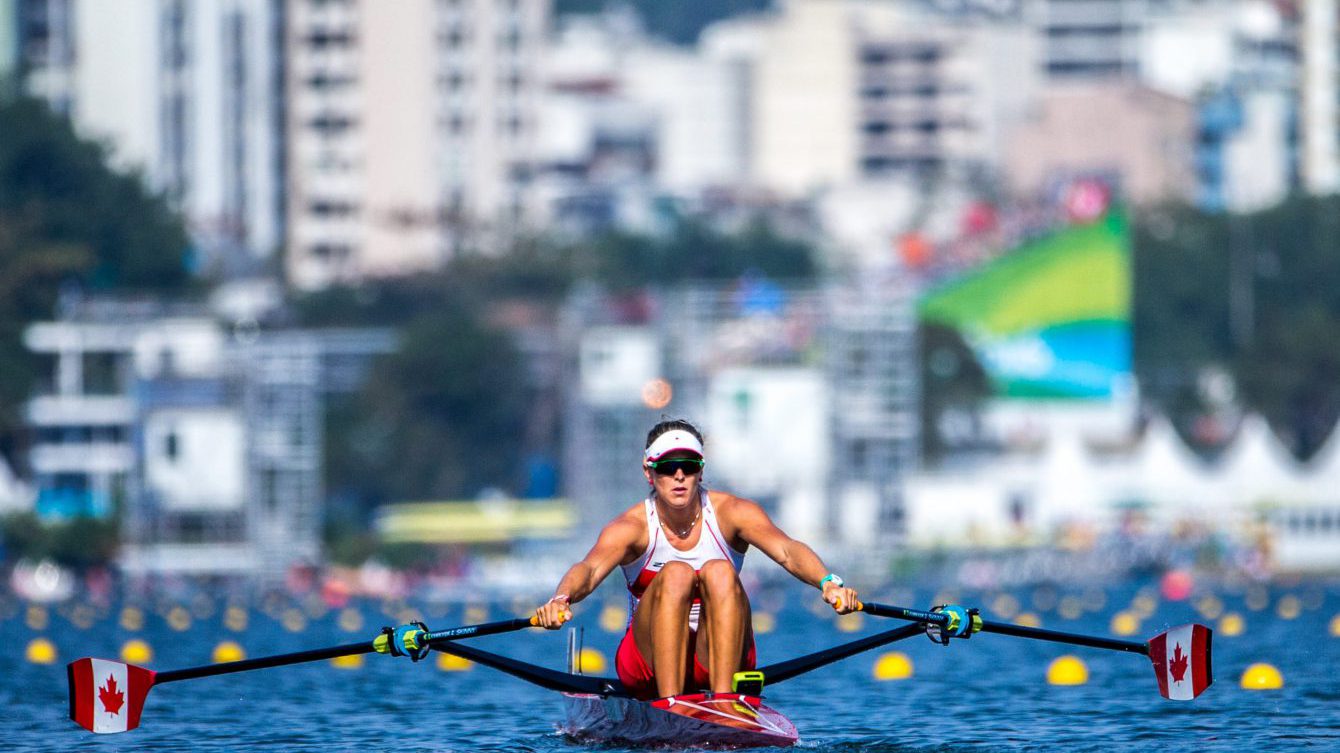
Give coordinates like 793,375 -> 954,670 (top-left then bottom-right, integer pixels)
437,652 -> 472,672
599,604 -> 627,633
1275,595 -> 1301,620
338,608 -> 364,633
1014,612 -> 1042,628
836,611 -> 863,633
990,594 -> 1021,620
576,647 -> 607,674
1109,611 -> 1140,636
281,608 -> 307,633
121,639 -> 153,664
1218,612 -> 1245,637
25,637 -> 57,664
1057,596 -> 1083,620
872,651 -> 913,680
752,611 -> 776,635
26,605 -> 48,631
1240,663 -> 1283,690
212,641 -> 245,663
120,606 -> 145,632
166,606 -> 191,632
330,654 -> 364,670
224,605 -> 248,632
1046,655 -> 1089,685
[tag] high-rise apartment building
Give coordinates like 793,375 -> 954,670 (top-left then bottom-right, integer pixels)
15,0 -> 286,267
1299,0 -> 1340,193
1033,0 -> 1152,79
286,0 -> 549,290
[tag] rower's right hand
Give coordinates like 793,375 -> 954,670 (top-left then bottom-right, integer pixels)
534,594 -> 572,629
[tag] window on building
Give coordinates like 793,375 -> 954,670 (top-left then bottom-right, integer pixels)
165,430 -> 180,462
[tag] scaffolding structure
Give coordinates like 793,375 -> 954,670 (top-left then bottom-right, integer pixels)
240,334 -> 324,585
561,277 -> 920,548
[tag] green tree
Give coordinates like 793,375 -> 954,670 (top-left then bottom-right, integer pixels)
1132,196 -> 1340,457
0,94 -> 191,459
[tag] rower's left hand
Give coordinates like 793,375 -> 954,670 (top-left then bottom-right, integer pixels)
823,583 -> 859,615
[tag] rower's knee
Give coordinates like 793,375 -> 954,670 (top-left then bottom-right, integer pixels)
697,559 -> 742,598
653,561 -> 697,601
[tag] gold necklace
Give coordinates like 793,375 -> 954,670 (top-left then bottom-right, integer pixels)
661,506 -> 700,538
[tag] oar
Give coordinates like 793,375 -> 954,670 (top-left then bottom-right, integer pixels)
67,615 -> 553,734
855,601 -> 1213,700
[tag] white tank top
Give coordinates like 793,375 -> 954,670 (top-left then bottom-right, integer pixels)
619,491 -> 746,631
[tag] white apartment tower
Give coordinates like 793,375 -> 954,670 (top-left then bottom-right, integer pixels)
1031,0 -> 1151,80
286,0 -> 549,291
1299,0 -> 1340,193
16,0 -> 286,266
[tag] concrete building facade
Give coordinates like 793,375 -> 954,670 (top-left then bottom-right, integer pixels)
285,0 -> 550,290
16,0 -> 286,266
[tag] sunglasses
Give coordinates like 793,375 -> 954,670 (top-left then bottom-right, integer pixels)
647,458 -> 704,476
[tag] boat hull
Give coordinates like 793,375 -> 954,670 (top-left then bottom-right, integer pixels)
561,692 -> 798,748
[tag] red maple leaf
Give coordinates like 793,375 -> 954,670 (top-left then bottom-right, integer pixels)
1169,642 -> 1189,683
99,675 -> 124,715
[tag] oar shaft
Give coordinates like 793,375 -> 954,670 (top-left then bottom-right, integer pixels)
156,640 -> 376,684
859,601 -> 1149,655
979,621 -> 1147,655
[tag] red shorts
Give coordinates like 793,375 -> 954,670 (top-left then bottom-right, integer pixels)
614,623 -> 756,700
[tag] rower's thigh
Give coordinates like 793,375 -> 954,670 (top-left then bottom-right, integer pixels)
632,562 -> 697,646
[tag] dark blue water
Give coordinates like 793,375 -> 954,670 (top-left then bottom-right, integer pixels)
5,581 -> 1338,752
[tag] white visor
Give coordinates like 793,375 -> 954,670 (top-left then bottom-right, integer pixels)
644,430 -> 704,464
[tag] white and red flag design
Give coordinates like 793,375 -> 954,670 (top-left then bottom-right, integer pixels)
68,658 -> 155,733
1147,624 -> 1212,700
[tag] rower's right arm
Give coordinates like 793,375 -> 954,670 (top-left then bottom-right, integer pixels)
534,514 -> 643,629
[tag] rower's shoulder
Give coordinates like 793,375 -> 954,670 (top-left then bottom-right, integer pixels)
599,503 -> 649,542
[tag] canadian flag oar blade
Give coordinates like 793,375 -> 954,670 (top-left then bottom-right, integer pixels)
68,658 -> 157,733
1146,624 -> 1212,700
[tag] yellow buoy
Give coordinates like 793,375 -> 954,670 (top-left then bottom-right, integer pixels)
120,606 -> 145,632
121,639 -> 153,664
1046,655 -> 1089,686
1196,595 -> 1224,621
752,612 -> 776,635
1110,611 -> 1141,637
281,608 -> 307,633
166,606 -> 192,632
26,605 -> 49,631
836,611 -> 863,633
599,604 -> 627,633
1218,612 -> 1245,637
338,608 -> 364,633
1058,596 -> 1084,620
25,637 -> 57,665
1240,663 -> 1283,690
1329,614 -> 1340,637
224,605 -> 248,633
872,652 -> 913,681
1245,587 -> 1269,612
1276,595 -> 1301,621
990,594 -> 1020,620
331,654 -> 364,670
577,648 -> 608,674
437,652 -> 473,672
212,641 -> 246,663
464,605 -> 488,623
1014,612 -> 1042,628
1131,594 -> 1158,618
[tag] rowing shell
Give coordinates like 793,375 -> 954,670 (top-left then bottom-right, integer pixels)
562,692 -> 798,748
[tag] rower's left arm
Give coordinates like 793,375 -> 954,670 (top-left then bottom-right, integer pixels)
729,497 -> 859,614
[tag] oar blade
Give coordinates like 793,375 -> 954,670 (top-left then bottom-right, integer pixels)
68,658 -> 156,733
1146,624 -> 1212,700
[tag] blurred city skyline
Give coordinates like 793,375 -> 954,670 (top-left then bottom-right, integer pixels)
1,0 -> 1338,589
